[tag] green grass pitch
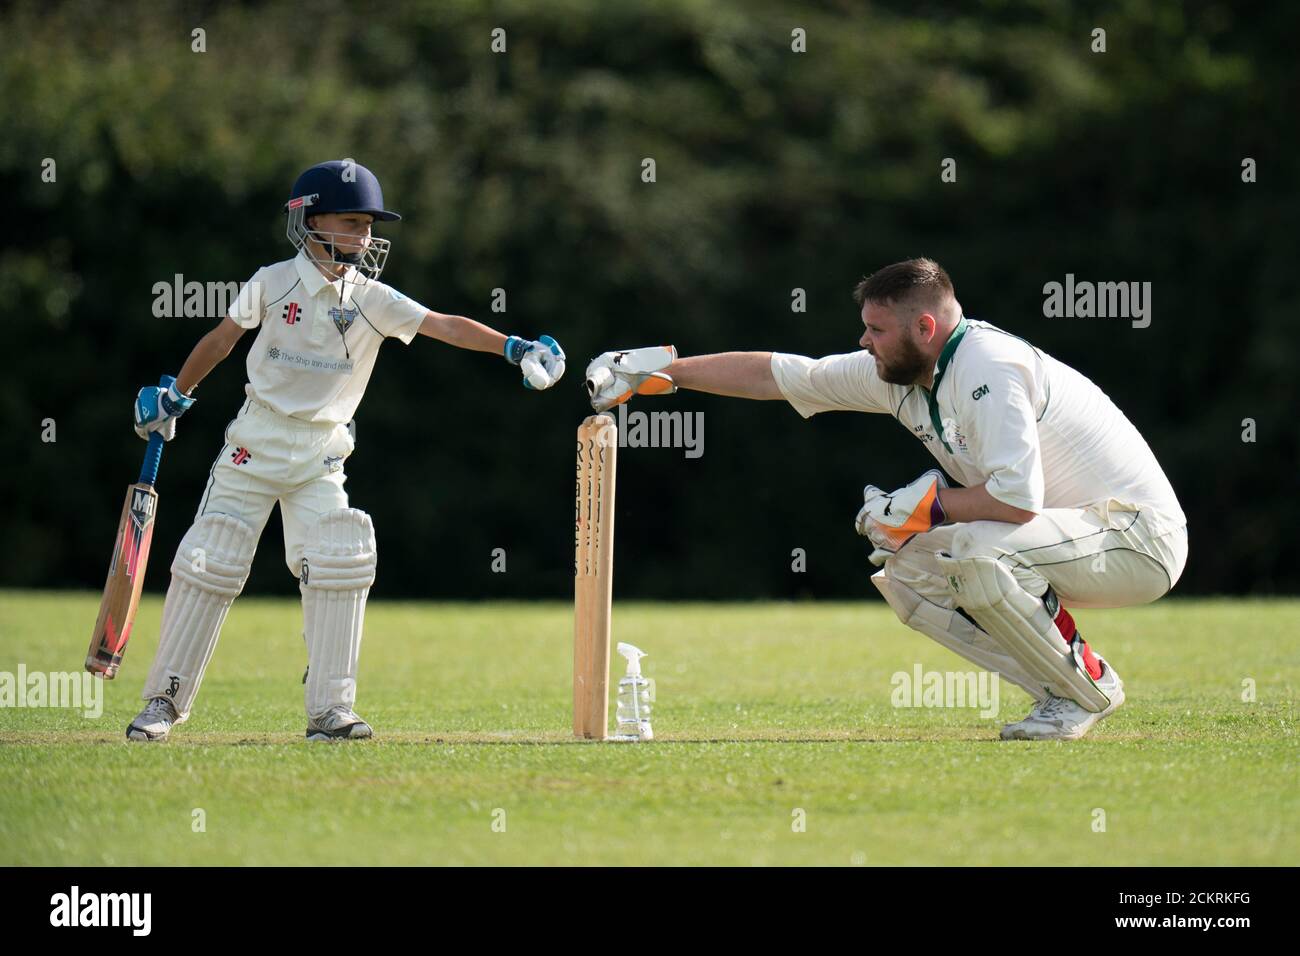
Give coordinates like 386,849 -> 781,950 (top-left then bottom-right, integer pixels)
0,591 -> 1295,865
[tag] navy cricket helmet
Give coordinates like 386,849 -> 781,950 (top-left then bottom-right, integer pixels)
285,160 -> 399,281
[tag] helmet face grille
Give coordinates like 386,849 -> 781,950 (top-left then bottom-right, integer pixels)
286,203 -> 391,283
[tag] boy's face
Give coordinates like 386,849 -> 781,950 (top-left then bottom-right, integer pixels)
306,213 -> 375,256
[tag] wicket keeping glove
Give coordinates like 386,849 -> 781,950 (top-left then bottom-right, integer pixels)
856,469 -> 949,565
133,374 -> 194,442
584,346 -> 677,412
504,334 -> 566,390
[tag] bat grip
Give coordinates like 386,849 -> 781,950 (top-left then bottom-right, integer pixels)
138,373 -> 173,486
139,433 -> 164,486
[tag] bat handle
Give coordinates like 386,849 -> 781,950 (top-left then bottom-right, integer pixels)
138,373 -> 173,487
139,433 -> 164,487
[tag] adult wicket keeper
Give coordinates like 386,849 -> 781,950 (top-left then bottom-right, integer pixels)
586,258 -> 1187,741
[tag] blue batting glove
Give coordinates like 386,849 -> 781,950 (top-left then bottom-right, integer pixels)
134,375 -> 195,441
504,335 -> 530,365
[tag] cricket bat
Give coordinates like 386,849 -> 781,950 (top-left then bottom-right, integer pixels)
85,377 -> 171,679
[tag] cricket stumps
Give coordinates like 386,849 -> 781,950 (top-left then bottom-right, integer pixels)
574,414 -> 617,739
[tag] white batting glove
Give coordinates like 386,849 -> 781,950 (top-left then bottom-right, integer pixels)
584,345 -> 677,411
504,334 -> 566,390
856,469 -> 949,560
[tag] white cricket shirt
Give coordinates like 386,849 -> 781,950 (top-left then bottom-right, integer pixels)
771,318 -> 1186,533
226,251 -> 428,423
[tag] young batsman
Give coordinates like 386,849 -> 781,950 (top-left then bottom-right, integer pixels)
128,160 -> 566,741
586,258 -> 1187,740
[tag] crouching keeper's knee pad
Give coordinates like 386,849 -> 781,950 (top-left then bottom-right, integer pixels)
934,553 -> 1111,712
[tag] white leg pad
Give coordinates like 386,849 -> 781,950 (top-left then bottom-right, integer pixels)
142,513 -> 258,719
872,569 -> 1044,699
300,509 -> 377,719
934,553 -> 1111,712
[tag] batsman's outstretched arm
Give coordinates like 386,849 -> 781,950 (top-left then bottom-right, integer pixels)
418,311 -> 567,390
417,310 -> 508,354
666,352 -> 784,400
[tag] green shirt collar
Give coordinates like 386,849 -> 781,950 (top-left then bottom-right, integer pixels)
925,314 -> 969,453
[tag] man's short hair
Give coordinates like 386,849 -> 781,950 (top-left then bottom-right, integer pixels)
852,258 -> 954,314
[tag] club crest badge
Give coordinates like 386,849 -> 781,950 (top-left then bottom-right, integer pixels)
329,306 -> 358,336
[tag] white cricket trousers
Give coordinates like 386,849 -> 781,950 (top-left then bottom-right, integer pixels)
196,397 -> 356,576
874,499 -> 1187,698
138,398 -> 362,720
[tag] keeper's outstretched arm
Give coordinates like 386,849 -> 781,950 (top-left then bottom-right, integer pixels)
665,352 -> 784,400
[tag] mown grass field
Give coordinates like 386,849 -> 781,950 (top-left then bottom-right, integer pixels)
0,591 -> 1295,865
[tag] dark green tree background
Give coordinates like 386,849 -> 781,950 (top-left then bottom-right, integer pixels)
4,0 -> 1297,600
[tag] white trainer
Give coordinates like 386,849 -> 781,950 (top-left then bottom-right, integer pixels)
1000,658 -> 1125,741
306,706 -> 373,742
127,696 -> 180,742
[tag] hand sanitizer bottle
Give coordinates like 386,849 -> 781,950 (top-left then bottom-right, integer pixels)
612,642 -> 653,741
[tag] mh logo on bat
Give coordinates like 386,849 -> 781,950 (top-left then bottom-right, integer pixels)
129,494 -> 156,530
